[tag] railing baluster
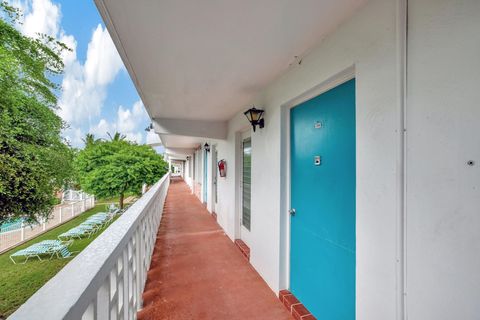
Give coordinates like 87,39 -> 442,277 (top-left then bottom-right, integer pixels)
97,281 -> 109,320
81,303 -> 94,320
9,174 -> 170,320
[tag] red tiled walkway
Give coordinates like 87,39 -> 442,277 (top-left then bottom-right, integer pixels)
138,179 -> 292,320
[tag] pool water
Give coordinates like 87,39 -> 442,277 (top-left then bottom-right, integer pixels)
0,219 -> 24,233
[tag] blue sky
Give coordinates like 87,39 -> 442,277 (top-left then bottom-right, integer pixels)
12,0 -> 160,148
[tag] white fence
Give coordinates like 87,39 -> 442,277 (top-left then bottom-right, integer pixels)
9,173 -> 170,320
63,190 -> 90,202
0,196 -> 95,253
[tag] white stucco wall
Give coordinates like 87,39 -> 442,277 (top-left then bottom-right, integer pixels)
197,0 -> 480,319
184,158 -> 191,188
213,115 -> 250,239
406,0 -> 480,319
213,0 -> 402,319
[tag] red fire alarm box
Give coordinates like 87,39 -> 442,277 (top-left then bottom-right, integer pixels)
218,159 -> 227,177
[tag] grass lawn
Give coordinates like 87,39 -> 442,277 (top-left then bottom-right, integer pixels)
0,204 -> 118,318
95,195 -> 120,205
95,192 -> 139,206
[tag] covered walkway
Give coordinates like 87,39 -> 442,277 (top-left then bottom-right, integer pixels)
138,179 -> 292,320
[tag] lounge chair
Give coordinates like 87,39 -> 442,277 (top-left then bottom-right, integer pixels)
87,212 -> 116,227
58,224 -> 98,240
9,240 -> 74,264
107,204 -> 119,213
10,244 -> 52,264
49,240 -> 76,260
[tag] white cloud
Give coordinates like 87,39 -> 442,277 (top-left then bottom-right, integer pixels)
89,119 -> 112,139
117,100 -> 146,133
11,0 -> 150,148
58,24 -> 123,126
58,33 -> 77,66
63,127 -> 84,147
89,100 -> 150,145
84,25 -> 124,87
125,132 -> 143,144
13,0 -> 124,134
18,0 -> 60,38
146,130 -> 161,145
12,0 -> 77,67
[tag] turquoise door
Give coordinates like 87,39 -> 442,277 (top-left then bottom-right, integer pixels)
290,79 -> 356,319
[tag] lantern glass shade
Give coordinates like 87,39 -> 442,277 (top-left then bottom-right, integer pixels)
244,107 -> 263,122
244,107 -> 265,132
244,110 -> 253,122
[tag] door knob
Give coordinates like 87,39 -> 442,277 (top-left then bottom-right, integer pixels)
289,208 -> 296,216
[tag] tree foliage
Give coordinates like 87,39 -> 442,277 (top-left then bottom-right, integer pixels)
82,133 -> 101,148
74,136 -> 168,208
0,3 -> 74,223
107,132 -> 126,142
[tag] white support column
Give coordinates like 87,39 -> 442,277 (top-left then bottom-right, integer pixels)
71,204 -> 74,217
59,207 -> 63,223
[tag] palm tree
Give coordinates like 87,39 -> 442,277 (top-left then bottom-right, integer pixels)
107,132 -> 126,142
82,133 -> 100,147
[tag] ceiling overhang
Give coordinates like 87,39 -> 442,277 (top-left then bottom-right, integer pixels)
95,0 -> 367,148
166,154 -> 188,161
153,118 -> 227,140
164,147 -> 196,156
159,134 -> 203,149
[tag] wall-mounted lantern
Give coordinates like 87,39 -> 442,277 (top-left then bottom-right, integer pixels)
186,156 -> 190,160
145,123 -> 153,132
244,106 -> 265,132
204,142 -> 210,152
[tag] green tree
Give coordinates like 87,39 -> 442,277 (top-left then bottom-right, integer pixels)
74,137 -> 168,208
82,133 -> 101,147
0,3 -> 74,223
107,132 -> 126,142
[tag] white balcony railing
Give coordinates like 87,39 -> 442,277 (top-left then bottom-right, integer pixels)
9,173 -> 170,320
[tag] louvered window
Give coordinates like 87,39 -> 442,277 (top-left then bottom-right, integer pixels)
242,138 -> 251,230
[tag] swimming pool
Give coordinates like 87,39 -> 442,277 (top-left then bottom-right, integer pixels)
0,219 -> 24,233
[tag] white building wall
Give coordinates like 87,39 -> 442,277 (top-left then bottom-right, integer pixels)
195,148 -> 202,199
206,143 -> 214,212
185,157 -> 193,189
187,1 -> 480,319
406,0 -> 480,319
214,1 -> 402,319
214,116 -> 250,239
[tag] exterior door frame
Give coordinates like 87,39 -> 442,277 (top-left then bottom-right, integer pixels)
203,147 -> 208,204
235,129 -> 253,245
279,66 -> 355,290
210,144 -> 218,214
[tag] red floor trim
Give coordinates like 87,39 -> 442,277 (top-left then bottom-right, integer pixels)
212,211 -> 217,221
234,239 -> 250,261
279,290 -> 316,320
